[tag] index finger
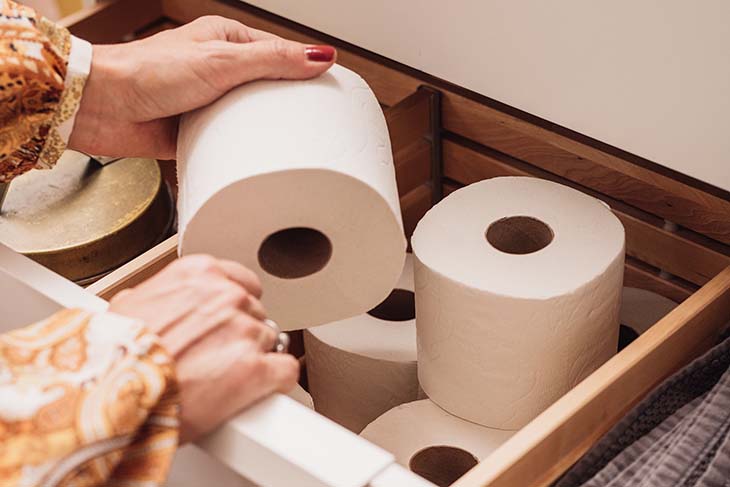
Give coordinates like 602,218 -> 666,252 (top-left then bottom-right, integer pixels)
217,259 -> 263,298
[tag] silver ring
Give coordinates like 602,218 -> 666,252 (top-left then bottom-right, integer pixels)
265,319 -> 290,354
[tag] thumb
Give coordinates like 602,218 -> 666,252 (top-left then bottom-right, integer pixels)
226,39 -> 336,85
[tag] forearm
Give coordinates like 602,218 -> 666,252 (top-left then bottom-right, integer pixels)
0,308 -> 179,487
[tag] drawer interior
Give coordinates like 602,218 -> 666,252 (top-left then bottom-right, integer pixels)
63,1 -> 730,486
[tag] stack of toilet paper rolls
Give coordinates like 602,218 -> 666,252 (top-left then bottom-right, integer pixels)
304,254 -> 421,433
174,55 -> 640,484
360,287 -> 674,487
175,61 -> 632,484
357,177 -> 626,485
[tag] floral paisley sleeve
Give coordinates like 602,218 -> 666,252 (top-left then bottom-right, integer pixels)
0,308 -> 180,487
0,0 -> 91,183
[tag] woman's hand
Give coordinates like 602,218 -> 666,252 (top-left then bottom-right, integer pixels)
68,16 -> 336,160
109,254 -> 299,443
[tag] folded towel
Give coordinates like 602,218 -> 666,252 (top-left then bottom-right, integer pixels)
556,333 -> 730,487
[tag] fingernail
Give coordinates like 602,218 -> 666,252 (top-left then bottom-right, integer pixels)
305,45 -> 336,62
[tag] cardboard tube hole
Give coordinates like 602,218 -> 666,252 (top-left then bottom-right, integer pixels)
486,216 -> 554,255
367,289 -> 415,322
409,446 -> 479,487
258,227 -> 332,279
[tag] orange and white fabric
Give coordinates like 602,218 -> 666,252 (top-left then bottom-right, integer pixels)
0,3 -> 182,485
0,308 -> 180,487
0,0 -> 91,182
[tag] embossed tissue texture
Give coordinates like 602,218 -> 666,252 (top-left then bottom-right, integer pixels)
412,177 -> 625,429
177,64 -> 406,330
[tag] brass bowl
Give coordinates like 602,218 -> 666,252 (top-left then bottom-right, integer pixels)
0,151 -> 174,284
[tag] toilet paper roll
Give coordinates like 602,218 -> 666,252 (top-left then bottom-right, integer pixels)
621,287 -> 678,335
177,64 -> 406,331
287,383 -> 315,410
617,287 -> 679,351
361,400 -> 514,487
412,177 -> 625,429
304,254 -> 419,432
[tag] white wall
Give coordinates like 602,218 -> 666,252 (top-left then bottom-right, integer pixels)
246,0 -> 730,191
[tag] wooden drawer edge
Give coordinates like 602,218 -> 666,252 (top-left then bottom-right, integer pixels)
87,234 -> 177,300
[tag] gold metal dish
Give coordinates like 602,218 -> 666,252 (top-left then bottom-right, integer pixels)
0,151 -> 174,284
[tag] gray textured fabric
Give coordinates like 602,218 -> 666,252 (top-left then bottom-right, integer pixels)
555,334 -> 730,487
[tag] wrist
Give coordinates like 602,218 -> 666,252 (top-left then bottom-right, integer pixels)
68,44 -> 131,155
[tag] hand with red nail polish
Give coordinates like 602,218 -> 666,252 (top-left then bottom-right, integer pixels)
69,16 -> 337,160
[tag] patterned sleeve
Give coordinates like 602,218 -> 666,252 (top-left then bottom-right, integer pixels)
0,308 -> 180,487
0,0 -> 91,183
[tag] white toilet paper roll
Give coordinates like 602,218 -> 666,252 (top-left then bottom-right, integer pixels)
287,383 -> 315,410
361,400 -> 514,487
412,177 -> 625,429
621,287 -> 678,335
304,254 -> 419,432
177,64 -> 406,331
617,287 -> 679,351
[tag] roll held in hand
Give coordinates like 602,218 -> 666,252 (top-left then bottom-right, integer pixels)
177,64 -> 406,331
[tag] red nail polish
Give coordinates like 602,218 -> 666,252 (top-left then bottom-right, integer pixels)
305,45 -> 336,63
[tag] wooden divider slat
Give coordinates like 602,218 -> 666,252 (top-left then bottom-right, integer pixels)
442,97 -> 730,245
443,181 -> 460,196
624,257 -> 696,303
384,91 -> 434,196
619,211 -> 730,285
443,139 -> 730,287
394,140 -> 431,197
455,265 -> 730,487
384,90 -> 432,155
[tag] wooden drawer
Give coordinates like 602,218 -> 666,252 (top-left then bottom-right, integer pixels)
66,1 -> 730,485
